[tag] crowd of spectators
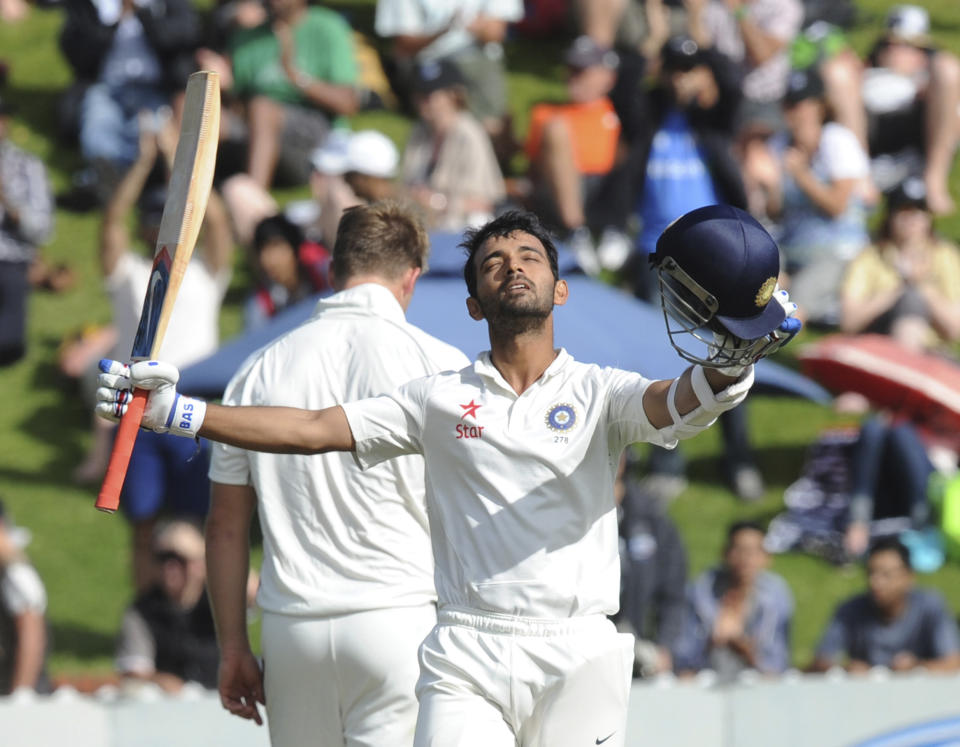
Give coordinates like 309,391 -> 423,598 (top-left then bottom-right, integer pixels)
0,0 -> 959,696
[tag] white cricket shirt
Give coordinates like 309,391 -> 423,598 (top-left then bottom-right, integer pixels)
342,349 -> 679,620
209,284 -> 470,616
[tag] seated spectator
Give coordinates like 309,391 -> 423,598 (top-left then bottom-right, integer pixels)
75,113 -> 233,588
810,536 -> 960,673
374,0 -> 523,157
195,0 -> 359,189
619,33 -> 745,295
401,60 -> 505,232
840,178 -> 960,353
614,453 -> 688,678
115,520 -> 220,692
763,68 -> 872,325
675,521 -> 793,681
57,0 -> 200,204
0,499 -> 51,695
245,213 -> 332,330
0,94 -> 55,367
842,416 -> 936,560
862,5 -> 960,214
525,36 -> 624,273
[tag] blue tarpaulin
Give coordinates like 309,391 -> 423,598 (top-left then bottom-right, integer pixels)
181,234 -> 829,404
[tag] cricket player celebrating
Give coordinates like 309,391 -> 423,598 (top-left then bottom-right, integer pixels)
203,202 -> 468,745
98,205 -> 800,746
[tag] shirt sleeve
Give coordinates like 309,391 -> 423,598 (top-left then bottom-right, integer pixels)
840,249 -> 878,306
671,583 -> 710,672
814,604 -> 849,663
483,0 -> 525,22
374,0 -> 425,38
756,578 -> 793,673
604,368 -> 677,453
752,0 -> 803,41
341,382 -> 426,470
11,153 -> 54,246
314,12 -> 357,86
819,124 -> 870,181
0,563 -> 47,615
114,607 -> 156,676
208,360 -> 254,485
932,242 -> 960,303
925,593 -> 960,658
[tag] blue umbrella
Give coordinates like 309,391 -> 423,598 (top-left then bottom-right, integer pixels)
181,241 -> 828,404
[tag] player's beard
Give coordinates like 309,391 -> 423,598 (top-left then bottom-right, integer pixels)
477,279 -> 554,336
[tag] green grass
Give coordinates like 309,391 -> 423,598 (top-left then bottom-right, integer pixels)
0,0 -> 958,679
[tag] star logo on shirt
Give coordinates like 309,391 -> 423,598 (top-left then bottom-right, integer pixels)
460,400 -> 482,420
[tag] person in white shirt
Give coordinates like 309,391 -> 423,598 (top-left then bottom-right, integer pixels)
205,201 -> 469,746
96,207 -> 797,746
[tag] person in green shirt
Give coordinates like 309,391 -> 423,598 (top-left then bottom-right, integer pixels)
197,0 -> 359,188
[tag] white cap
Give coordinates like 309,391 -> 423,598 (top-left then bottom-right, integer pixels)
886,5 -> 930,44
345,130 -> 399,179
311,130 -> 398,179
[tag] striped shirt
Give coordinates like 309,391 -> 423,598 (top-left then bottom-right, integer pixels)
0,140 -> 53,263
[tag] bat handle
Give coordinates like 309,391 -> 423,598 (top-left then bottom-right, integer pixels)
95,389 -> 148,513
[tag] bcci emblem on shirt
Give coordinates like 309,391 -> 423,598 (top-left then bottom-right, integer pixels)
545,403 -> 577,432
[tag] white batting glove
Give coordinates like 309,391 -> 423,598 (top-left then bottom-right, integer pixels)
95,359 -> 206,438
709,289 -> 802,378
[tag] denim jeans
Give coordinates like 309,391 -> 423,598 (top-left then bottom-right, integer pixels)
848,417 -> 933,526
79,82 -> 168,166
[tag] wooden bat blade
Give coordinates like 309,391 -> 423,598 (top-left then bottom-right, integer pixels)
96,70 -> 220,514
132,71 -> 221,361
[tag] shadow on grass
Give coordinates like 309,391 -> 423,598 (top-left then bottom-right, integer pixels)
50,621 -> 117,662
1,334 -> 97,487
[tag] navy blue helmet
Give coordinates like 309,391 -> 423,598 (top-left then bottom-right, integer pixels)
650,204 -> 786,368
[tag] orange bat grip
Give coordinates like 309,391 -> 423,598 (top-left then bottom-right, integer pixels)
95,389 -> 149,513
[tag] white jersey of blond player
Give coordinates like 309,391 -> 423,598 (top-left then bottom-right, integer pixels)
209,283 -> 469,746
211,284 -> 468,614
343,348 -> 680,619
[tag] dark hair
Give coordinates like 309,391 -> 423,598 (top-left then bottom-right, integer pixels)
253,214 -> 304,255
725,520 -> 765,549
460,210 -> 560,298
867,536 -> 912,570
332,201 -> 429,282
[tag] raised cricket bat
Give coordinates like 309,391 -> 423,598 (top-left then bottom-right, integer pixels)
96,71 -> 220,513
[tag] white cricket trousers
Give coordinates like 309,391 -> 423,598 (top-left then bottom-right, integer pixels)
414,607 -> 635,747
262,604 -> 436,747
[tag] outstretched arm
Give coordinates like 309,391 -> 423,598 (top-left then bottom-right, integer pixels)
101,115 -> 159,276
643,366 -> 741,430
95,359 -> 356,454
200,402 -> 355,454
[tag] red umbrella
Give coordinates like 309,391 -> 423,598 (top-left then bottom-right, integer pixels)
798,334 -> 960,436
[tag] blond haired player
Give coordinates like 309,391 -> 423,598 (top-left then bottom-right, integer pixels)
204,202 -> 466,745
98,207 -> 798,746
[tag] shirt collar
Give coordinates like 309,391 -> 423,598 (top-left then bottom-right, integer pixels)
473,348 -> 572,392
312,283 -> 406,324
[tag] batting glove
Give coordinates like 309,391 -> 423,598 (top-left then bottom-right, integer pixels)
95,359 -> 206,438
709,289 -> 802,378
